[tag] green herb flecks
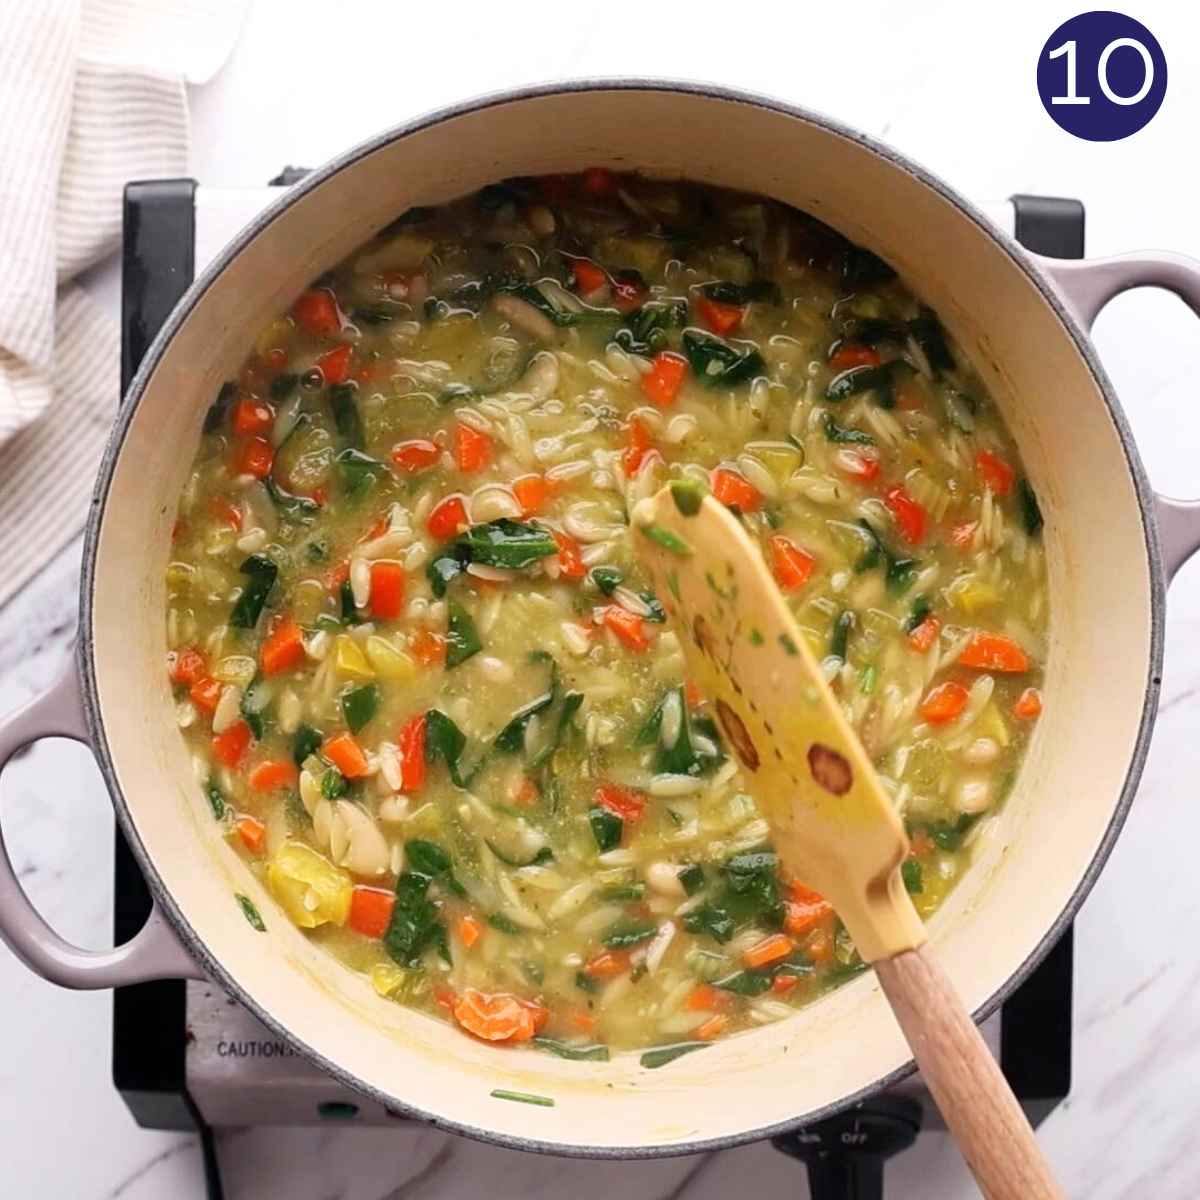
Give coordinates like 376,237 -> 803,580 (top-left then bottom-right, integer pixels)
341,683 -> 379,734
204,381 -> 236,433
1018,478 -> 1043,536
902,859 -> 924,894
823,412 -> 875,445
329,382 -> 363,447
588,806 -> 623,852
640,523 -> 692,557
830,610 -> 855,662
669,477 -> 707,517
235,893 -> 265,932
590,566 -> 622,595
490,1089 -> 555,1107
534,1038 -> 610,1062
825,359 -> 913,407
230,555 -> 278,629
292,723 -> 322,767
682,329 -> 765,388
640,1042 -> 709,1070
335,448 -> 386,503
205,779 -> 225,820
445,600 -> 482,668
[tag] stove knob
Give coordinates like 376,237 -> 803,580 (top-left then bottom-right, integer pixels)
771,1095 -> 923,1200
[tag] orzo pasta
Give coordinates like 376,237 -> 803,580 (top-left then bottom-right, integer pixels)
165,172 -> 1046,1057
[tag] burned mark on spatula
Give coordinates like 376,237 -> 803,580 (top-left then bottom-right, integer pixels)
716,700 -> 759,772
807,744 -> 852,795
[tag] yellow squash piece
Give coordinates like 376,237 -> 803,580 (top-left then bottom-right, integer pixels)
267,841 -> 353,929
334,634 -> 375,681
365,635 -> 415,681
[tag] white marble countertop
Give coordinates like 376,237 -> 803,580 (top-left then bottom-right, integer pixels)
5,1 -> 1200,1195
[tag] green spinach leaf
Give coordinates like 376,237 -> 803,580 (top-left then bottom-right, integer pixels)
230,555 -> 278,629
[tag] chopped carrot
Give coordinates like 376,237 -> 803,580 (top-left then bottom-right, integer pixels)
601,605 -> 650,652
316,343 -> 353,385
959,631 -> 1030,673
260,616 -> 305,677
232,397 -> 274,437
686,984 -> 734,1012
293,288 -> 340,337
348,886 -> 395,938
513,777 -> 539,807
685,679 -> 703,708
581,166 -> 617,196
768,535 -> 815,591
772,973 -> 800,995
909,830 -> 934,858
743,933 -> 794,969
263,347 -> 288,371
322,731 -> 370,779
571,258 -> 608,294
169,646 -> 206,686
711,466 -> 761,513
907,615 -> 941,654
248,760 -> 298,793
410,629 -> 446,667
975,450 -> 1015,497
453,988 -> 538,1042
568,1009 -> 597,1034
433,985 -> 457,1013
552,530 -> 586,580
235,436 -> 274,479
612,273 -> 646,312
235,816 -> 266,855
621,417 -> 654,478
455,421 -> 493,473
189,676 -> 222,716
641,351 -> 688,407
584,949 -> 631,979
212,720 -> 252,768
784,894 -> 834,937
358,513 -> 390,545
829,343 -> 882,371
210,497 -> 243,530
427,494 -> 468,541
398,714 -> 426,792
806,927 -> 834,964
392,438 -> 441,473
1013,686 -> 1043,719
919,681 -> 970,725
884,485 -> 927,545
696,294 -> 745,336
832,447 -> 881,483
595,782 -> 646,822
513,474 -> 550,517
458,913 -> 484,949
369,561 -> 406,620
950,521 -> 978,550
695,1013 -> 729,1041
788,881 -> 827,906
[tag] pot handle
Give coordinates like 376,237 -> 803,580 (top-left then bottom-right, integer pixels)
0,661 -> 203,986
1039,251 -> 1200,582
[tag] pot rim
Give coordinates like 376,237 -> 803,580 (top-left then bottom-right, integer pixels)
76,76 -> 1166,1158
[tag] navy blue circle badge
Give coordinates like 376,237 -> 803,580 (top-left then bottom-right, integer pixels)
1037,11 -> 1166,141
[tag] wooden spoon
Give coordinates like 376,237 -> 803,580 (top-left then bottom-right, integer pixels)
631,481 -> 1063,1200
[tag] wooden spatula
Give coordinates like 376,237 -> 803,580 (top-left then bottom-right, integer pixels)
632,481 -> 1063,1200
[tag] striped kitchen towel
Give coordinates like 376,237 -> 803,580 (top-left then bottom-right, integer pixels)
0,0 -> 247,609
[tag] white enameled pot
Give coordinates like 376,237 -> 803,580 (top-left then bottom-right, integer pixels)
3,81 -> 1200,1157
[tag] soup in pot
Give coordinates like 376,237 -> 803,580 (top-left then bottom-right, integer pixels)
165,172 -> 1046,1061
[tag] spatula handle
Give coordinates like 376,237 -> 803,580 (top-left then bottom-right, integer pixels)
875,945 -> 1065,1200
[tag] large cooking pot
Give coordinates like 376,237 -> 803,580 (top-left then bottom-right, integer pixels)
2,80 -> 1199,1157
